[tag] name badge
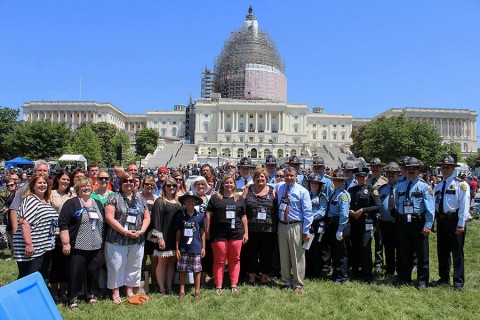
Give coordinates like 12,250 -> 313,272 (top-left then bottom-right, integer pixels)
279,203 -> 287,211
231,219 -> 236,229
184,228 -> 193,237
226,205 -> 236,219
257,208 -> 267,220
127,207 -> 137,215
126,215 -> 137,224
403,200 -> 413,214
365,223 -> 374,231
87,208 -> 99,220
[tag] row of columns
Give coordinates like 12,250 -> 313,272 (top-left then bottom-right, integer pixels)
428,118 -> 476,139
214,110 -> 286,132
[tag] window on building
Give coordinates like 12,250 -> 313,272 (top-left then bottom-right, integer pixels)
333,124 -> 337,128
249,114 -> 253,118
293,124 -> 299,133
203,123 -> 209,131
323,130 -> 327,139
240,136 -> 244,143
161,128 -> 166,136
204,114 -> 209,117
312,124 -> 316,127
226,136 -> 231,142
240,114 -> 244,118
227,114 -> 231,118
341,132 -> 346,140
294,116 -> 298,120
173,121 -> 176,124
259,114 -> 263,118
333,132 -> 337,140
313,132 -> 317,139
172,127 -> 177,136
162,121 -> 166,124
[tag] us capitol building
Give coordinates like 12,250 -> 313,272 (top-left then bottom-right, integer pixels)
22,7 -> 477,168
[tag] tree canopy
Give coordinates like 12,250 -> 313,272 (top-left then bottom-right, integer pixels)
77,122 -> 119,166
135,128 -> 159,157
72,123 -> 102,164
0,107 -> 20,159
351,115 -> 445,168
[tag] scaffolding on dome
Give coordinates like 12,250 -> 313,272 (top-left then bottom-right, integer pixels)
213,7 -> 287,102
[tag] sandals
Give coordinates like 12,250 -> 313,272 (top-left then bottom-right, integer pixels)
231,286 -> 239,294
178,292 -> 186,299
112,296 -> 122,305
86,295 -> 97,304
215,287 -> 222,295
194,293 -> 201,300
69,301 -> 79,311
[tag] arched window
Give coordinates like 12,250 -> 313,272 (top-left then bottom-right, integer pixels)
203,123 -> 209,131
277,149 -> 284,158
210,148 -> 218,156
312,132 -> 317,139
237,148 -> 244,158
293,124 -> 299,133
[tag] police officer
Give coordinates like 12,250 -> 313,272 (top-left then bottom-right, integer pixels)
348,167 -> 381,283
342,162 -> 358,191
286,155 -> 304,185
311,156 -> 333,197
265,155 -> 278,184
236,157 -> 255,193
434,154 -> 470,291
305,173 -> 328,278
366,158 -> 388,272
394,157 -> 434,288
324,169 -> 350,284
377,162 -> 401,276
398,156 -> 411,183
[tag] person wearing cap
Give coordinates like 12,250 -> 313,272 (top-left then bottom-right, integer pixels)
264,155 -> 278,184
342,162 -> 358,191
323,169 -> 350,283
347,167 -> 381,283
154,166 -> 169,196
366,158 -> 388,272
377,162 -> 402,276
304,173 -> 328,278
434,154 -> 470,291
394,157 -> 435,289
311,156 -> 332,199
236,157 -> 254,193
275,166 -> 312,293
175,193 -> 206,299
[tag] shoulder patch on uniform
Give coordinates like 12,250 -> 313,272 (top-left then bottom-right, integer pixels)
454,177 -> 462,182
460,183 -> 468,191
373,189 -> 379,196
428,188 -> 434,195
341,194 -> 348,202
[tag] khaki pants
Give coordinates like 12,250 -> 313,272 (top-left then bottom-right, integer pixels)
277,222 -> 305,288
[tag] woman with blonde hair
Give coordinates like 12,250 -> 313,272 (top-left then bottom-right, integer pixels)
171,171 -> 187,196
206,174 -> 248,294
13,172 -> 57,280
150,177 -> 182,294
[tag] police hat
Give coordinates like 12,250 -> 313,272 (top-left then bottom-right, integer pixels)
342,161 -> 356,171
384,162 -> 401,172
312,156 -> 325,166
306,173 -> 325,184
369,158 -> 384,167
331,169 -> 346,180
405,157 -> 421,167
437,154 -> 459,167
265,155 -> 277,165
238,157 -> 255,168
287,155 -> 302,166
354,167 -> 370,177
399,156 -> 411,167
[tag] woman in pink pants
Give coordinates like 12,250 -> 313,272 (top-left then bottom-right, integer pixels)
206,174 -> 248,294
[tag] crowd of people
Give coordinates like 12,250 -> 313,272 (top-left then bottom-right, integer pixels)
0,153 -> 476,309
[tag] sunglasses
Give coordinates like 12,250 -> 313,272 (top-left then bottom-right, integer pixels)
175,179 -> 183,182
275,175 -> 284,178
158,172 -> 168,175
98,177 -> 110,181
144,183 -> 154,187
226,165 -> 236,168
165,184 -> 176,188
7,184 -> 15,187
122,179 -> 134,184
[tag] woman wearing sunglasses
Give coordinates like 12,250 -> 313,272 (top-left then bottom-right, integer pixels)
150,177 -> 182,294
172,171 -> 187,197
104,172 -> 150,304
91,170 -> 115,206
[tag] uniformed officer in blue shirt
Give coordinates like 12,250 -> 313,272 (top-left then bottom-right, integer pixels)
398,156 -> 411,183
434,154 -> 471,291
394,157 -> 435,288
265,155 -> 278,185
324,169 -> 351,284
236,157 -> 255,193
377,162 -> 401,276
304,173 -> 328,278
311,156 -> 333,198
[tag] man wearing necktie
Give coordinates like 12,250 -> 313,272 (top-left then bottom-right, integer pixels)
394,157 -> 435,289
377,162 -> 401,276
275,166 -> 313,294
434,154 -> 470,291
235,157 -> 254,193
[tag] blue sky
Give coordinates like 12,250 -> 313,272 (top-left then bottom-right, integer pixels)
1,0 -> 479,142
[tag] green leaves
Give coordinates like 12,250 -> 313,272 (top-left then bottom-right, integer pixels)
135,128 -> 159,157
72,123 -> 102,164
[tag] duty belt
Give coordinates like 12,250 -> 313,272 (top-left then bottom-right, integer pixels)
325,216 -> 340,224
437,210 -> 459,221
398,213 -> 425,223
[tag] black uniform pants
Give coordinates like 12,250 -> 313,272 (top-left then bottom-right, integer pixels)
349,219 -> 373,280
306,220 -> 328,278
374,220 -> 384,268
398,220 -> 429,285
437,218 -> 465,287
379,220 -> 399,275
325,221 -> 349,282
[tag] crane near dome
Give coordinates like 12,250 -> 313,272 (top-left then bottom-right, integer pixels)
213,6 -> 287,102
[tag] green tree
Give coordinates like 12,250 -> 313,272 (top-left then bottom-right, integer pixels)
351,115 -> 444,168
441,141 -> 463,162
465,148 -> 480,169
135,128 -> 159,157
4,120 -> 72,160
72,123 -> 102,164
112,129 -> 136,166
0,107 -> 20,160
77,122 -> 119,166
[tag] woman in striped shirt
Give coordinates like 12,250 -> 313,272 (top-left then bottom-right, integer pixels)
13,172 -> 57,280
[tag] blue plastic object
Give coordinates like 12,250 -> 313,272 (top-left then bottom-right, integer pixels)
0,272 -> 62,319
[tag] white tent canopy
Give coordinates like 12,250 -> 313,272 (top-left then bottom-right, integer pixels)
58,154 -> 88,169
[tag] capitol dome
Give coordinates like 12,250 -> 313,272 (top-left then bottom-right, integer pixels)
213,6 -> 287,102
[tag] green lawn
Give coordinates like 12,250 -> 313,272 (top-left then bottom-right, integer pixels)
1,220 -> 479,320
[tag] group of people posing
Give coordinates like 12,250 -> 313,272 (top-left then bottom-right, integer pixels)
6,152 -> 471,309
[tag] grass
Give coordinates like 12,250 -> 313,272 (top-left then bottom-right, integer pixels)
1,220 -> 480,320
